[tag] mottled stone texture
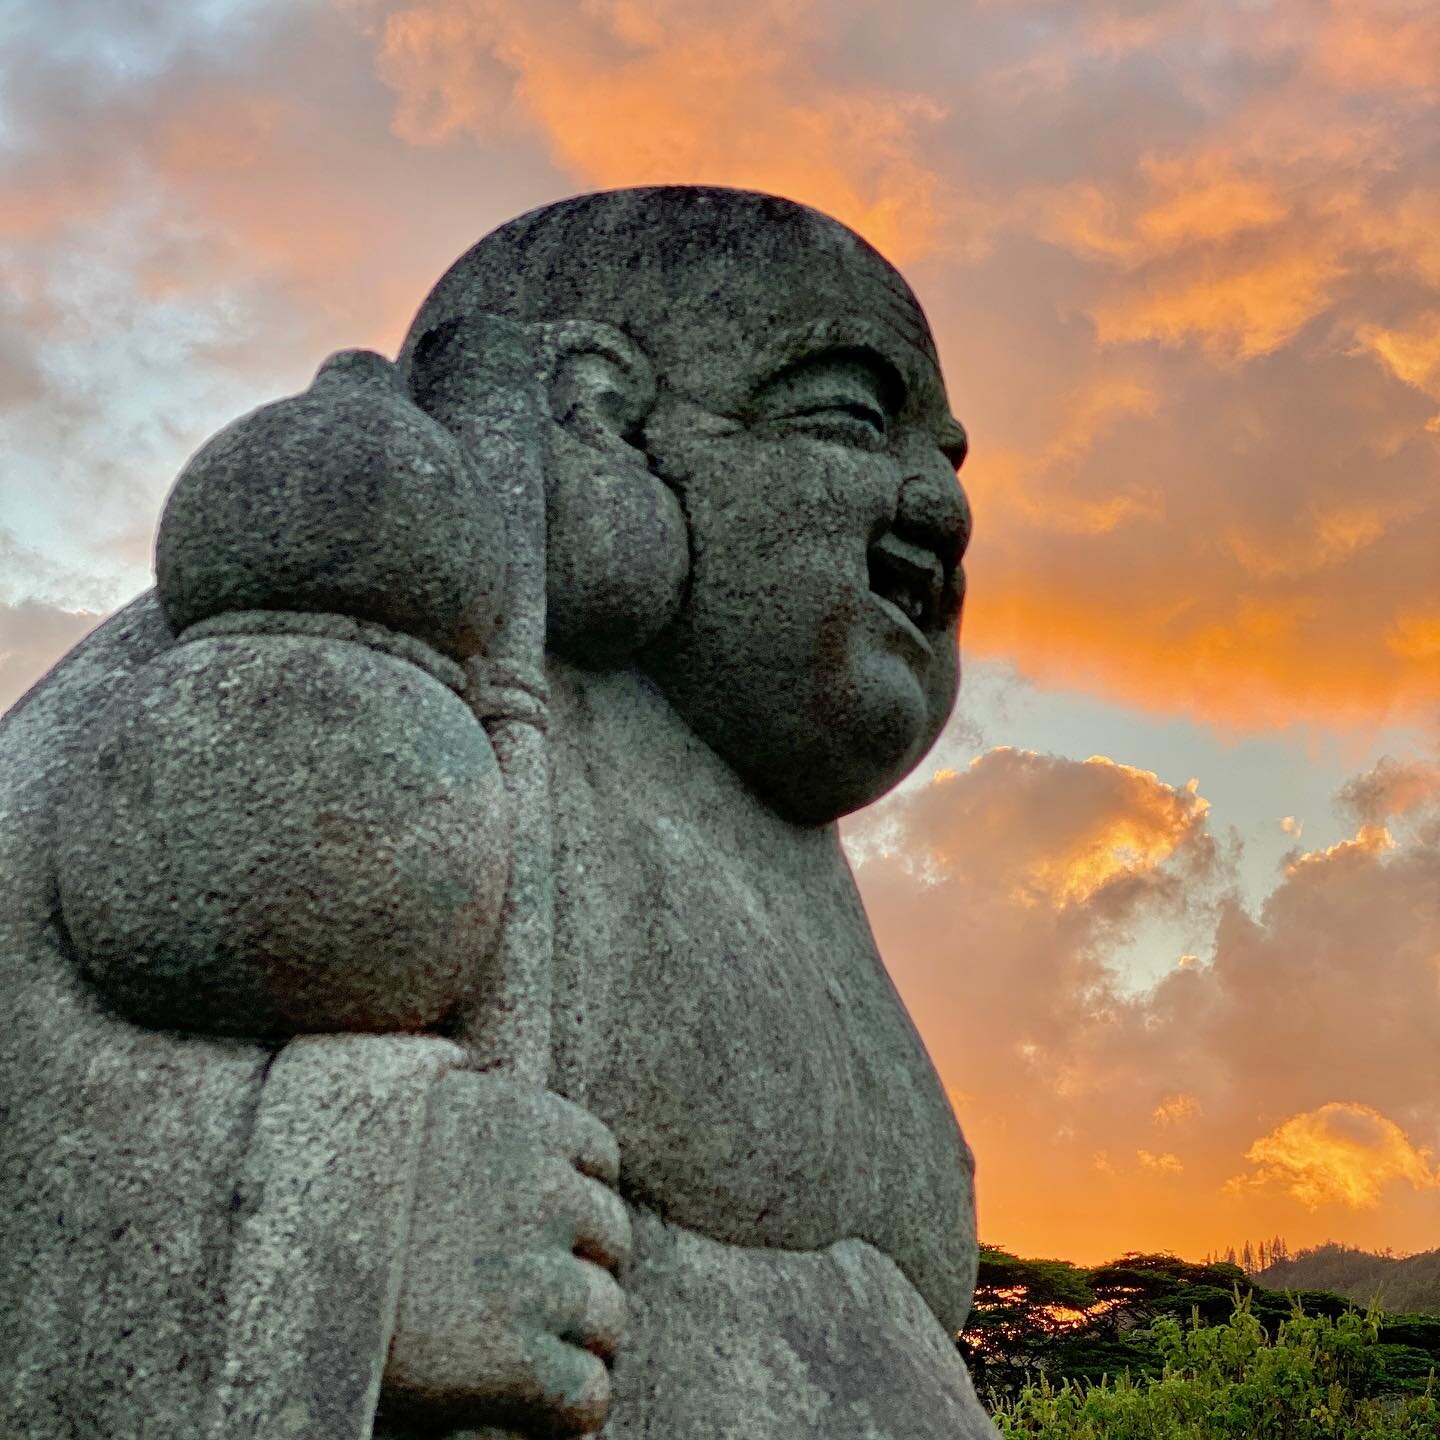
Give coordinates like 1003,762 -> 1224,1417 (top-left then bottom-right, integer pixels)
157,348 -> 507,663
58,635 -> 509,1037
0,186 -> 994,1439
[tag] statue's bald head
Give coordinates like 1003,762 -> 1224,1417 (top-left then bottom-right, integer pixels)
401,185 -> 969,825
399,186 -> 939,409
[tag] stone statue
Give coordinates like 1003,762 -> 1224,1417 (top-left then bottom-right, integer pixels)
0,186 -> 994,1439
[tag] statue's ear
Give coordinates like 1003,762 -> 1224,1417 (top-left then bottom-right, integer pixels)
535,321 -> 690,665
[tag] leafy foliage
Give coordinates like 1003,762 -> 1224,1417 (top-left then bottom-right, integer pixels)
963,1247 -> 1440,1407
990,1294 -> 1440,1439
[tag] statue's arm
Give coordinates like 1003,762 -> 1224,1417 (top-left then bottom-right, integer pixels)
53,350 -> 514,1037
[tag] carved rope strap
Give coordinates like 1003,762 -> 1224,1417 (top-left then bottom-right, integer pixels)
462,657 -> 549,733
182,609 -> 469,695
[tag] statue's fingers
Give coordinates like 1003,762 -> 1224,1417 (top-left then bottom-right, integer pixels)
550,1256 -> 626,1363
526,1331 -> 612,1435
539,1093 -> 620,1186
562,1170 -> 632,1275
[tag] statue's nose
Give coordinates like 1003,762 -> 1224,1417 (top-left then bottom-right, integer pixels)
894,463 -> 971,572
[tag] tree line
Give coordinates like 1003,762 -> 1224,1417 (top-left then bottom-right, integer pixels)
962,1245 -> 1440,1408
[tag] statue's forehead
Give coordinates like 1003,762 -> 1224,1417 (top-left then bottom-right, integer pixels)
653,251 -> 946,410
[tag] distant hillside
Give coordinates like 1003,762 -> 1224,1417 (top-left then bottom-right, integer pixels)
1257,1243 -> 1440,1317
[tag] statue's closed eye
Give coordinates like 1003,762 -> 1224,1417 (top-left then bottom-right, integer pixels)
782,399 -> 889,447
750,355 -> 895,451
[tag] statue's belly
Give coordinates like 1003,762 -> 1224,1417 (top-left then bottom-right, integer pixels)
561,845 -> 857,1244
548,792 -> 977,1333
608,1211 -> 998,1440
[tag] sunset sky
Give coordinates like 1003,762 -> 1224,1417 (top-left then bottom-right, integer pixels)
2,0 -> 1438,1265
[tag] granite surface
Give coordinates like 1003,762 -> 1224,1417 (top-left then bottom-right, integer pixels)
0,185 -> 993,1440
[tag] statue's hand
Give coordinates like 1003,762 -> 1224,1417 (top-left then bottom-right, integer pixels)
382,1071 -> 631,1438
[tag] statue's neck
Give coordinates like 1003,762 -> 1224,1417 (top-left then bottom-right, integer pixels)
544,657 -> 850,877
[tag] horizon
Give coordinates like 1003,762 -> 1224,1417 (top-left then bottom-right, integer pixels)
980,1235 -> 1434,1266
1,0 -> 1437,1266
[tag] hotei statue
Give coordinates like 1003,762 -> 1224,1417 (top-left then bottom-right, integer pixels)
0,186 -> 995,1439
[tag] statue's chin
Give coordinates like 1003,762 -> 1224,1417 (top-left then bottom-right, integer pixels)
726,658 -> 937,827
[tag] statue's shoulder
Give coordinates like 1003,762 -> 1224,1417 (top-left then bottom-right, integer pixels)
0,592 -> 171,807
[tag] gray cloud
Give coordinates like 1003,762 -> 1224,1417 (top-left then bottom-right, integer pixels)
853,741 -> 1440,1257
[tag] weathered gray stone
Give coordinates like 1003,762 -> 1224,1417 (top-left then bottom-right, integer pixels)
157,347 -> 507,664
0,185 -> 994,1440
56,633 -> 511,1037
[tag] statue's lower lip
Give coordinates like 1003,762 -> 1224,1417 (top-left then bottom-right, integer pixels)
869,591 -> 934,658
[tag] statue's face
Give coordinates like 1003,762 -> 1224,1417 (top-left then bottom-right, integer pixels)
638,259 -> 970,826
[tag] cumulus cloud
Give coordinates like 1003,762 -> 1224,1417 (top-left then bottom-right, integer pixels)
1338,755 -> 1440,826
852,744 -> 1440,1260
1226,1103 -> 1439,1211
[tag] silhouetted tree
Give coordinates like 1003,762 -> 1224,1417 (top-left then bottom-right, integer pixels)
960,1246 -> 1440,1406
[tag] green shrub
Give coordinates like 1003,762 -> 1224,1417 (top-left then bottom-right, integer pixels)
991,1294 -> 1440,1439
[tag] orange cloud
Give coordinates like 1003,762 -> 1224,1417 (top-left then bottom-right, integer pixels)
366,0 -> 963,263
1091,244 -> 1345,361
1135,160 -> 1289,252
1306,0 -> 1440,98
1388,610 -> 1440,660
854,744 -> 1440,1261
1284,823 -> 1394,877
1138,1149 -> 1184,1175
1226,1103 -> 1440,1210
914,748 -> 1212,909
1355,312 -> 1440,400
973,376 -> 1161,535
943,27 -> 1439,731
1221,499 -> 1414,582
1153,1093 -> 1201,1127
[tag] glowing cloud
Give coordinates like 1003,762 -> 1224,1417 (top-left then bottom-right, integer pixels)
854,738 -> 1440,1260
1355,313 -> 1440,401
1091,246 -> 1346,362
1138,1149 -> 1184,1175
1153,1094 -> 1201,1128
365,0 -> 960,262
1227,1103 -> 1440,1210
919,749 -> 1212,907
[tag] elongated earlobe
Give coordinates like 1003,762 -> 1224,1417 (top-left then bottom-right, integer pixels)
534,321 -> 690,666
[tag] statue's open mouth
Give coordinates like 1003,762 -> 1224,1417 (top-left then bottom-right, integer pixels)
867,532 -> 943,643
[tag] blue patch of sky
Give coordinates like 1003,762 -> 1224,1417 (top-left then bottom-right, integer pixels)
6,0 -> 282,85
912,659 -> 1430,995
0,201 -> 283,612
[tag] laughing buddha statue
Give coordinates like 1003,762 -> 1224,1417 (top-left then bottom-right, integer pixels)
0,186 -> 997,1440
